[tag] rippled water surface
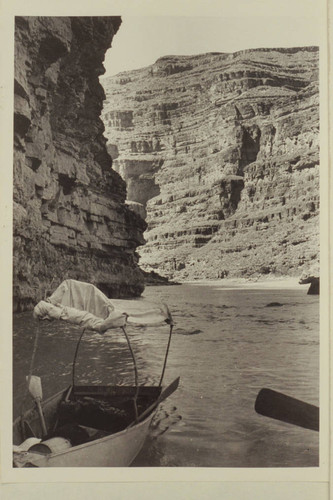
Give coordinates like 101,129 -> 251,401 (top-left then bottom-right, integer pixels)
13,283 -> 319,467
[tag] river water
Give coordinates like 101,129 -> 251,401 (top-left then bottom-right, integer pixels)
13,282 -> 319,467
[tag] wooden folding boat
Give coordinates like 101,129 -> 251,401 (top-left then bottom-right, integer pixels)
13,379 -> 179,467
13,279 -> 179,467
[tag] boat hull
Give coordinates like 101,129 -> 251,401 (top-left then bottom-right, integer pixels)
24,412 -> 154,467
13,386 -> 158,467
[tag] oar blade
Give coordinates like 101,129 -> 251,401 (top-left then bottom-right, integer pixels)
26,375 -> 48,436
255,388 -> 319,431
159,376 -> 180,403
26,375 -> 43,400
128,377 -> 180,428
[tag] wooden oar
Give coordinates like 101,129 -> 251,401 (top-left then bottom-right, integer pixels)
128,376 -> 180,428
26,375 -> 48,436
255,388 -> 319,431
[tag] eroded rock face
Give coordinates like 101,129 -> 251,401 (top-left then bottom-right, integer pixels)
14,16 -> 146,311
102,47 -> 319,280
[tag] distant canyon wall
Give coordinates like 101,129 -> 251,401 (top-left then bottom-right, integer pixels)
14,16 -> 146,311
102,47 -> 319,280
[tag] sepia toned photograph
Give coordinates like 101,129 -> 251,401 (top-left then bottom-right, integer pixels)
11,12 -> 322,472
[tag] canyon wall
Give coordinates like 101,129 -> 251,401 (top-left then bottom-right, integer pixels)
14,16 -> 146,311
102,47 -> 319,280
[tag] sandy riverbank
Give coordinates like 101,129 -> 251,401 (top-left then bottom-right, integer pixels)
183,276 -> 305,290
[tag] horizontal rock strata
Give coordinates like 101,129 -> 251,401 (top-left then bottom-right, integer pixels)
102,47 -> 319,280
14,16 -> 146,311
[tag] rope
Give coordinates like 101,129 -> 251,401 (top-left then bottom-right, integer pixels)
72,328 -> 86,395
158,324 -> 173,387
20,320 -> 41,438
121,326 -> 139,421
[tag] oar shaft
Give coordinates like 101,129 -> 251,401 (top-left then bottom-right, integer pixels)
35,398 -> 48,436
255,388 -> 319,431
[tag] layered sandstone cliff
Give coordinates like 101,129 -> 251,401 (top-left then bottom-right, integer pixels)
102,47 -> 319,280
14,16 -> 146,311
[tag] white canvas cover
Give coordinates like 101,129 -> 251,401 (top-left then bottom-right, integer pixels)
33,279 -> 172,332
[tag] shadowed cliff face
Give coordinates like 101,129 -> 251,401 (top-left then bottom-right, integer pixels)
102,47 -> 319,280
13,16 -> 147,311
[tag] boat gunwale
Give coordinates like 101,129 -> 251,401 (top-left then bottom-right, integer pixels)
13,384 -> 161,426
13,387 -> 67,428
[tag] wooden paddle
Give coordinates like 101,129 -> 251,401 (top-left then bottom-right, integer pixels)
255,388 -> 319,431
26,375 -> 48,436
128,376 -> 180,428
